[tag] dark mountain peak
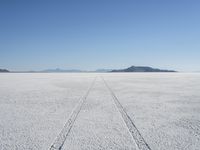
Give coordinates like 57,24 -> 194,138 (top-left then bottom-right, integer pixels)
0,69 -> 9,72
111,66 -> 176,72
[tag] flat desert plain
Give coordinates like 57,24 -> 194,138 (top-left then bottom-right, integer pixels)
0,73 -> 200,150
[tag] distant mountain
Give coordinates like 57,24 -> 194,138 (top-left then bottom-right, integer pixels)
95,69 -> 112,72
41,68 -> 113,73
41,68 -> 82,73
4,67 -> 176,73
111,66 -> 176,72
0,69 -> 9,72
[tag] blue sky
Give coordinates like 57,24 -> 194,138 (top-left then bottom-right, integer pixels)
0,0 -> 200,71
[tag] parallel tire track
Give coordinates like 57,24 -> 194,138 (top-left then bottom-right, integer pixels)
49,77 -> 96,150
102,77 -> 151,150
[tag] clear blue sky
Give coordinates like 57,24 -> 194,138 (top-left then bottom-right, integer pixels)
0,0 -> 200,71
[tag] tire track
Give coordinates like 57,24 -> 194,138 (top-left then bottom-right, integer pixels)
61,78 -> 137,150
102,77 -> 151,150
49,77 -> 96,150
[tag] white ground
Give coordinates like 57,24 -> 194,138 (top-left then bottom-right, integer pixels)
62,78 -> 137,150
0,73 -> 200,150
104,73 -> 200,150
0,73 -> 93,150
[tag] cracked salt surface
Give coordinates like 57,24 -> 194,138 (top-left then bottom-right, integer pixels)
49,77 -> 96,150
1,73 -> 200,150
104,73 -> 200,150
0,73 -> 93,150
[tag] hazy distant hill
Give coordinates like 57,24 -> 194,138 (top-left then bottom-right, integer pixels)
0,69 -> 9,72
95,69 -> 112,72
41,68 -> 82,73
41,68 -> 112,73
111,66 -> 176,72
3,67 -> 176,73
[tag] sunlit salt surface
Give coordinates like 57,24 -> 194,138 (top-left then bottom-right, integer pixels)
0,73 -> 200,150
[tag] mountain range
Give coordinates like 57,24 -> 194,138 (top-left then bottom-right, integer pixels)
111,66 -> 176,72
0,69 -> 9,72
0,66 -> 177,73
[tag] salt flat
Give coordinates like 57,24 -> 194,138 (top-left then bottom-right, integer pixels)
0,73 -> 200,150
62,78 -> 137,150
0,73 -> 94,150
104,73 -> 200,150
